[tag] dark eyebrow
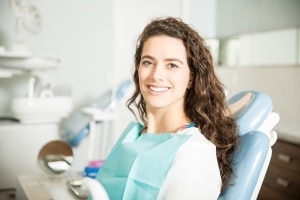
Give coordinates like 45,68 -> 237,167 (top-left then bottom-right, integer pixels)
141,55 -> 154,60
165,58 -> 184,65
141,55 -> 184,64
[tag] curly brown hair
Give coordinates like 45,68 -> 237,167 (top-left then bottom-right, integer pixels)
126,16 -> 238,192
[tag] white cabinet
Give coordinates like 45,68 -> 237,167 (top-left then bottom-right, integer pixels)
218,27 -> 300,66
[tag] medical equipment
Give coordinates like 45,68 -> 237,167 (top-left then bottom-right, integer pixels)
0,69 -> 72,189
8,0 -> 42,55
0,31 -> 71,192
0,80 -> 72,189
62,79 -> 133,147
10,0 -> 42,35
67,179 -> 89,199
0,53 -> 72,124
80,90 -> 279,200
37,140 -> 74,175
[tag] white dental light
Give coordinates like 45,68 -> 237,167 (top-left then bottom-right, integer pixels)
10,0 -> 42,35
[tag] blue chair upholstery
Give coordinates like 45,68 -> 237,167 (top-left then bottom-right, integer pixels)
218,91 -> 279,200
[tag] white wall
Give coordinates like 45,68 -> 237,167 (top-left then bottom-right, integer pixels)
239,28 -> 298,66
184,0 -> 217,38
216,0 -> 300,37
219,27 -> 300,66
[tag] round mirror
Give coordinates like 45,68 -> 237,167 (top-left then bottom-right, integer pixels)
38,140 -> 73,175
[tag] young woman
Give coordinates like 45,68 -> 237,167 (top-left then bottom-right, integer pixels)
94,17 -> 238,200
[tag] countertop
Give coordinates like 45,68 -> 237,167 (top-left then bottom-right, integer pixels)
16,172 -> 84,200
274,120 -> 300,145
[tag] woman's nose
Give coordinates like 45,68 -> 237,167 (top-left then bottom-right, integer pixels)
151,64 -> 165,81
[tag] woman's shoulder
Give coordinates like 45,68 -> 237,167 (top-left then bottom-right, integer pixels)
179,127 -> 215,147
158,128 -> 221,200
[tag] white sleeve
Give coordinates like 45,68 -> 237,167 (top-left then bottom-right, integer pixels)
157,134 -> 222,200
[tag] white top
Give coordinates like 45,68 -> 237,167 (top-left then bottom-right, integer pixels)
157,127 -> 222,200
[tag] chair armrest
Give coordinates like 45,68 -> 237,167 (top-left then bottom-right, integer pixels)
219,131 -> 271,200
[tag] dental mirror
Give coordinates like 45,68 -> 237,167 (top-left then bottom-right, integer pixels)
38,140 -> 73,175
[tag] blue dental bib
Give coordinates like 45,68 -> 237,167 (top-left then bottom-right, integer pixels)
95,121 -> 192,200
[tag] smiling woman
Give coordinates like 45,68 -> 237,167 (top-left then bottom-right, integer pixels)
138,35 -> 191,114
91,16 -> 238,200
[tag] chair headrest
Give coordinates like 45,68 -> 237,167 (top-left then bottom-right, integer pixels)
227,91 -> 273,136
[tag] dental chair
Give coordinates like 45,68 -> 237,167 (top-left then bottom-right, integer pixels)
219,91 -> 279,200
82,90 -> 279,200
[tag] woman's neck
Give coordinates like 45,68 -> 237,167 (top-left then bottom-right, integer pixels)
145,109 -> 192,134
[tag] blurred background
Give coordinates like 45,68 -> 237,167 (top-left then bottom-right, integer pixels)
0,0 -> 299,199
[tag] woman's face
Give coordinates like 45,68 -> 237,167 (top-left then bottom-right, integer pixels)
138,35 -> 191,112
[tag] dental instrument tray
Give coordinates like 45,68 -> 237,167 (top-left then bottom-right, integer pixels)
0,52 -> 60,70
67,179 -> 89,199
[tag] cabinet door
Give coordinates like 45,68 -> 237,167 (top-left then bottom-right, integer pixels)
258,139 -> 300,200
272,139 -> 300,172
263,164 -> 300,199
258,184 -> 296,200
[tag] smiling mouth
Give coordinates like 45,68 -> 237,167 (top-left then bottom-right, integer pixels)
148,86 -> 169,92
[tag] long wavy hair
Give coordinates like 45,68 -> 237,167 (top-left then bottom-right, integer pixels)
127,16 -> 238,192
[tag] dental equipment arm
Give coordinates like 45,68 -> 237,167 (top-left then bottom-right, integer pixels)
81,177 -> 109,200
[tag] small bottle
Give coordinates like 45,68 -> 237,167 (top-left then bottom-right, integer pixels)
84,160 -> 105,179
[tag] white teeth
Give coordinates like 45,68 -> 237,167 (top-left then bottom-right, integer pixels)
149,86 -> 168,92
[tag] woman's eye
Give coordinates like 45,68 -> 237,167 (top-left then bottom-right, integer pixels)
141,60 -> 152,66
169,63 -> 178,68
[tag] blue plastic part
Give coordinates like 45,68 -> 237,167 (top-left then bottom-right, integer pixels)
218,91 -> 275,199
218,131 -> 270,200
227,91 -> 273,136
84,166 -> 101,179
69,124 -> 90,146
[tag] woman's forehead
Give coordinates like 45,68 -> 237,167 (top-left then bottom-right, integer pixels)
142,35 -> 187,62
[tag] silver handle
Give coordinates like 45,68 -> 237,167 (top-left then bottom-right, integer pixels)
276,177 -> 289,188
278,153 -> 291,163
